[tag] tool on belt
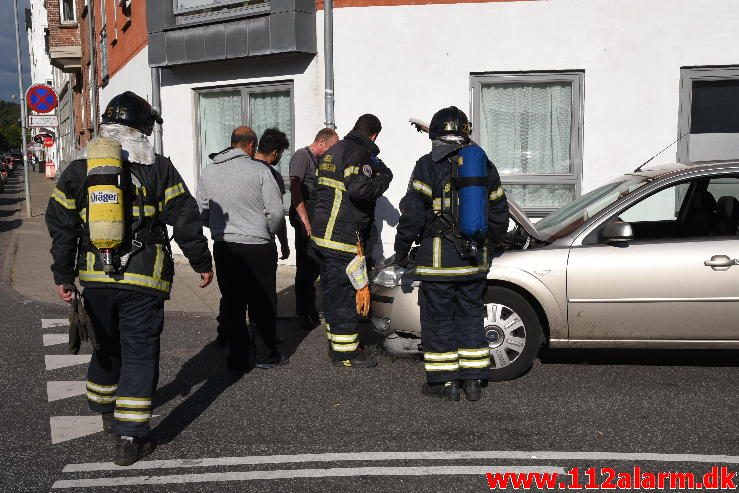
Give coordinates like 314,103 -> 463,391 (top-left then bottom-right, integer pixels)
346,239 -> 370,317
66,285 -> 100,355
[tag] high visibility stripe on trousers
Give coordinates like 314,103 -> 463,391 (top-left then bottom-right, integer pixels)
424,351 -> 459,372
114,397 -> 153,423
86,381 -> 117,404
326,326 -> 359,352
458,347 -> 491,369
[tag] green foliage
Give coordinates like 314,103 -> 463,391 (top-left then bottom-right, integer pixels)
0,101 -> 23,152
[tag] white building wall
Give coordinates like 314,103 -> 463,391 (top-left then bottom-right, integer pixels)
26,0 -> 53,86
99,46 -> 153,114
161,0 -> 739,263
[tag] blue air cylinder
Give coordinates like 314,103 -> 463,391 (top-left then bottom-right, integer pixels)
457,144 -> 489,240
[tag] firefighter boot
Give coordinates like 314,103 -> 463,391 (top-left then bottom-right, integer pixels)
114,435 -> 156,466
331,352 -> 378,368
422,381 -> 461,401
462,379 -> 482,401
102,412 -> 114,434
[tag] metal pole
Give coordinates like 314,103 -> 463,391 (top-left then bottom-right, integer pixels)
87,0 -> 99,136
13,0 -> 31,218
150,67 -> 163,154
324,0 -> 335,129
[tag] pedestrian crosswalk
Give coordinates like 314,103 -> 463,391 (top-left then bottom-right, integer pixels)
42,318 -> 103,444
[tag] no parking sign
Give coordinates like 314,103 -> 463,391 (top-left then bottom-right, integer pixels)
26,85 -> 58,114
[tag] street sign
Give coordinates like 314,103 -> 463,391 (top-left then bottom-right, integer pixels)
43,137 -> 55,148
26,84 -> 58,114
29,114 -> 59,128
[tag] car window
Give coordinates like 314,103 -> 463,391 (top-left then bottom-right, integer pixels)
613,175 -> 739,241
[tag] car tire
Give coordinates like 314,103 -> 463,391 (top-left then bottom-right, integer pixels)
486,286 -> 543,382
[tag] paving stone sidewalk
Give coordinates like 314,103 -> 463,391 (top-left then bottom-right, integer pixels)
4,168 -> 298,316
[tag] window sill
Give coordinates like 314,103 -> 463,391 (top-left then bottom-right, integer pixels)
121,19 -> 131,32
60,21 -> 78,29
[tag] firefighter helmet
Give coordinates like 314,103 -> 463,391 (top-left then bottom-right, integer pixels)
101,91 -> 163,136
429,106 -> 471,142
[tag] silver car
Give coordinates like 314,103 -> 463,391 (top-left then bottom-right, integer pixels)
370,161 -> 739,380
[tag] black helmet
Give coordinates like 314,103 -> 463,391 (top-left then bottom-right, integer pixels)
429,106 -> 471,142
101,91 -> 163,136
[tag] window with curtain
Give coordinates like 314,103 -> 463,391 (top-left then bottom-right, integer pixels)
473,72 -> 584,216
61,0 -> 76,22
196,83 -> 294,210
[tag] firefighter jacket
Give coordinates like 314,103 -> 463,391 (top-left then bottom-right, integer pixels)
311,131 -> 393,255
394,142 -> 509,281
46,151 -> 212,299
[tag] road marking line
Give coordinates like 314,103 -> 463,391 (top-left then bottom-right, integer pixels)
44,333 -> 69,347
45,354 -> 91,371
52,466 -> 566,489
42,319 -> 69,329
62,449 -> 739,473
50,416 -> 102,444
47,381 -> 86,402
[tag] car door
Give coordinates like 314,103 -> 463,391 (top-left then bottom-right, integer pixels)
567,173 -> 739,341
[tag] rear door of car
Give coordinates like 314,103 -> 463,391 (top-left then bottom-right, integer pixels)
566,171 -> 739,341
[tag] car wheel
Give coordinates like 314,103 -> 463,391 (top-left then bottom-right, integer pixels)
485,286 -> 543,381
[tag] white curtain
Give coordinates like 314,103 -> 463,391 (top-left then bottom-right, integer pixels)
479,82 -> 573,208
198,91 -> 242,173
249,91 -> 293,207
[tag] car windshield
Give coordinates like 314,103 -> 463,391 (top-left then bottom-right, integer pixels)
534,175 -> 649,241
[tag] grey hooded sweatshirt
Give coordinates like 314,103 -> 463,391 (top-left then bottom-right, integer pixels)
197,147 -> 285,245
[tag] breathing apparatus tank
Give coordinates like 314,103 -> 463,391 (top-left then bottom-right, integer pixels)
456,144 -> 489,240
86,137 -> 125,273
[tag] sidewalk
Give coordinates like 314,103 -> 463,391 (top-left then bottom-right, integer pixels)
5,168 -> 298,316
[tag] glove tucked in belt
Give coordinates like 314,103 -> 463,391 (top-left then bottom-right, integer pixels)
67,285 -> 100,355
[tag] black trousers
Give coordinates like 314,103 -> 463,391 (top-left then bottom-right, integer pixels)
293,226 -> 320,318
83,288 -> 164,437
214,241 -> 280,370
317,250 -> 361,360
419,279 -> 491,383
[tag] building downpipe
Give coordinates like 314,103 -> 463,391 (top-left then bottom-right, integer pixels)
151,67 -> 162,154
87,0 -> 98,136
324,0 -> 335,129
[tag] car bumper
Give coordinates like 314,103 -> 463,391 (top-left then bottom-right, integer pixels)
369,282 -> 421,336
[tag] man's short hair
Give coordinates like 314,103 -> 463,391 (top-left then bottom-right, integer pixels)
314,128 -> 338,143
258,128 -> 290,154
352,114 -> 382,137
231,127 -> 257,147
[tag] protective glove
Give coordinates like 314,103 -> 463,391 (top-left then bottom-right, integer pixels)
68,286 -> 100,355
395,253 -> 410,268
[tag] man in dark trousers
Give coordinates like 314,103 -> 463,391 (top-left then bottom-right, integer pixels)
197,127 -> 287,372
46,91 -> 214,465
394,106 -> 508,401
311,114 -> 393,368
289,128 -> 339,330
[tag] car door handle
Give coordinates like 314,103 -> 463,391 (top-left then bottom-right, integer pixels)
704,255 -> 736,269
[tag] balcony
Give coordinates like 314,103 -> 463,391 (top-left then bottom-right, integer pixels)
49,46 -> 82,72
148,0 -> 316,67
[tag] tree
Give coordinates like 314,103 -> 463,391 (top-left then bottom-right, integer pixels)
3,125 -> 22,150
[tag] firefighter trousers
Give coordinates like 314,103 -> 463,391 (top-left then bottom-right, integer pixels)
317,250 -> 362,360
83,288 -> 164,437
419,279 -> 491,383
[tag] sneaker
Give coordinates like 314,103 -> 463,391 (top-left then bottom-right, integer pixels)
422,381 -> 461,401
114,435 -> 156,466
462,379 -> 482,401
102,412 -> 114,434
255,354 -> 289,369
331,352 -> 378,368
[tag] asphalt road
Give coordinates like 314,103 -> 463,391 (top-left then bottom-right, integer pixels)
2,169 -> 739,492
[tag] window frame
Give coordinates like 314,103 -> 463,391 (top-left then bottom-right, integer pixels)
471,70 -> 584,217
173,0 -> 269,25
677,65 -> 739,164
60,0 -> 77,23
194,81 -> 295,211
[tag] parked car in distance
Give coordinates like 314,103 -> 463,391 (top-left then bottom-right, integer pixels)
370,161 -> 739,381
0,163 -> 7,184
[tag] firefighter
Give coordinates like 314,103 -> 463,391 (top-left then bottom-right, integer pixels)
393,107 -> 508,401
311,114 -> 393,368
46,91 -> 213,465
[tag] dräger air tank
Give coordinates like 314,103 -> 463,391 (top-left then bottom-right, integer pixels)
86,137 -> 125,273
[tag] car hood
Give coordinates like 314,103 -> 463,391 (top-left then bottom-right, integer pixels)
507,198 -> 545,242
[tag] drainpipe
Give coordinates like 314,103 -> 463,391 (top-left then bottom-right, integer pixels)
87,0 -> 98,136
151,67 -> 162,154
324,0 -> 335,129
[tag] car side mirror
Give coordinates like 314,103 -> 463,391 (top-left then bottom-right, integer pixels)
602,221 -> 634,244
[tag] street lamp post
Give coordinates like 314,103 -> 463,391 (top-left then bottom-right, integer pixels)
13,0 -> 32,218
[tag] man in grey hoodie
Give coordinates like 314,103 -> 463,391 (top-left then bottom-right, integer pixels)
197,126 -> 286,372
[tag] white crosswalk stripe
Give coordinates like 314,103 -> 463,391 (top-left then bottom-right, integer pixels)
50,416 -> 102,445
45,354 -> 91,371
43,333 -> 69,347
47,381 -> 87,402
42,319 -> 69,329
